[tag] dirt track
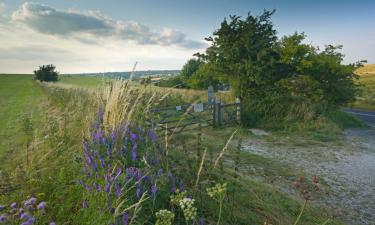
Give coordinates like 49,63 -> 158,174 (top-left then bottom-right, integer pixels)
242,128 -> 375,225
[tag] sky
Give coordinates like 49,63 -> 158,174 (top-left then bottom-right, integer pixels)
0,0 -> 374,74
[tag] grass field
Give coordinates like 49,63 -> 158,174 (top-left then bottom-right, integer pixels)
0,74 -> 344,224
352,64 -> 375,110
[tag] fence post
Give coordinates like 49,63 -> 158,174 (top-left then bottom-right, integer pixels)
220,100 -> 224,126
207,85 -> 214,105
213,98 -> 221,127
236,97 -> 241,125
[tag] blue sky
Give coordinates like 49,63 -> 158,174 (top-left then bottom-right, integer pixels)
0,0 -> 374,73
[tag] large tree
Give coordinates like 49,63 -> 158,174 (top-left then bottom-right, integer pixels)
200,10 -> 363,125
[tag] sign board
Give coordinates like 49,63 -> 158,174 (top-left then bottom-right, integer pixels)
175,106 -> 182,111
194,103 -> 204,112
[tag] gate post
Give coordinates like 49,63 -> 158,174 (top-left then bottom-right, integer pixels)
236,97 -> 241,125
208,85 -> 214,105
213,98 -> 221,127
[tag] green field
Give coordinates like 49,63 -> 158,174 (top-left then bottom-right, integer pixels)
0,75 -> 44,163
0,74 -> 344,224
352,64 -> 375,110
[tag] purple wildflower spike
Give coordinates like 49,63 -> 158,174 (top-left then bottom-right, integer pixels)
130,133 -> 137,143
115,183 -> 121,197
151,182 -> 157,198
131,144 -> 137,161
37,202 -> 46,210
123,213 -> 129,225
50,222 -> 56,225
82,200 -> 88,209
20,213 -> 31,221
0,215 -> 6,222
147,129 -> 158,142
10,202 -> 16,208
157,168 -> 163,177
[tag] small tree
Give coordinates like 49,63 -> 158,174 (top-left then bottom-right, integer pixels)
34,64 -> 59,82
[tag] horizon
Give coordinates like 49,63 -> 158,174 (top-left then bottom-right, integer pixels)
0,0 -> 374,73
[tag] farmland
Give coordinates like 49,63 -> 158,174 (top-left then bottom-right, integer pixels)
0,74 -> 352,224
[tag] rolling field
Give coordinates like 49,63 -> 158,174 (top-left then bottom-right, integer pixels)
353,64 -> 375,110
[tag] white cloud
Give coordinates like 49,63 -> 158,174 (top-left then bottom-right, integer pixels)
0,22 -> 197,73
11,2 -> 205,49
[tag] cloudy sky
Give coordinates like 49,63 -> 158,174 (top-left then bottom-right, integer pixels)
0,0 -> 374,74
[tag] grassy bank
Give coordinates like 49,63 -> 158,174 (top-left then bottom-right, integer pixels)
0,75 -> 343,224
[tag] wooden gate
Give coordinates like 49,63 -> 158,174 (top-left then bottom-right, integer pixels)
148,86 -> 241,134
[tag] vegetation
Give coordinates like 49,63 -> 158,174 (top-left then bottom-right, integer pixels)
352,64 -> 375,110
34,65 -> 59,82
0,75 -> 342,224
159,11 -> 365,130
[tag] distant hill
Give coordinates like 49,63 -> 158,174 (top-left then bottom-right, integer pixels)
64,70 -> 180,80
355,64 -> 375,77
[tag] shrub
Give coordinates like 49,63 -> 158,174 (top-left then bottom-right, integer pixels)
34,64 -> 59,82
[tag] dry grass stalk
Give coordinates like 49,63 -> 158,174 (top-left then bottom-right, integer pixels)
195,148 -> 207,187
214,129 -> 238,168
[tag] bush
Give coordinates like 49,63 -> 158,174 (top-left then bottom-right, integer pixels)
34,64 -> 59,82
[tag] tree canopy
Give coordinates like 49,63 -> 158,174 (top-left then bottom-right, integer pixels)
34,64 -> 59,82
198,10 -> 363,125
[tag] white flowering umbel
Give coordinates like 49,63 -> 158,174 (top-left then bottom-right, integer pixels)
206,183 -> 227,225
179,197 -> 197,223
155,209 -> 174,225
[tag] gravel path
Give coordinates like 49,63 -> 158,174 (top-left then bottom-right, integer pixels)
242,128 -> 375,225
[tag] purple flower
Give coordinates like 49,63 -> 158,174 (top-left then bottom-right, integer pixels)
131,144 -> 137,161
37,202 -> 46,210
115,183 -> 121,197
0,215 -> 6,223
151,182 -> 157,198
50,222 -> 56,225
147,129 -> 158,142
82,200 -> 88,209
20,213 -> 31,220
157,168 -> 163,177
123,213 -> 129,225
104,181 -> 111,193
130,133 -> 137,143
199,218 -> 205,225
93,183 -> 101,192
21,216 -> 35,225
10,202 -> 17,208
136,184 -> 142,199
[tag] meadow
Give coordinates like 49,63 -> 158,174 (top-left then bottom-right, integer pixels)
0,74 -> 344,224
352,64 -> 375,110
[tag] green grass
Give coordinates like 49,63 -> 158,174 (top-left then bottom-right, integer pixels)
0,76 -> 344,224
59,75 -> 111,87
352,65 -> 375,110
0,74 -> 44,161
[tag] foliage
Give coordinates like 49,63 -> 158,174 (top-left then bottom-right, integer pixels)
180,58 -> 204,81
34,65 -> 59,82
199,11 -> 363,126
